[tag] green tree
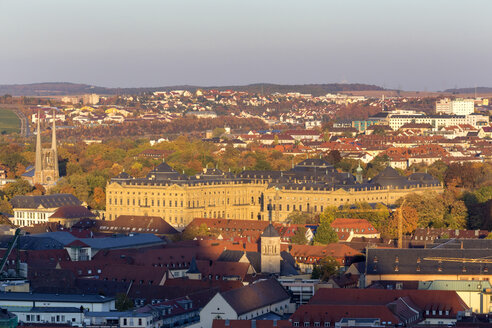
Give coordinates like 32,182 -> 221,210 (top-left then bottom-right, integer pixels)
313,222 -> 338,245
311,256 -> 339,281
115,293 -> 133,311
319,206 -> 338,224
291,226 -> 308,245
212,127 -> 226,138
286,211 -> 316,224
372,125 -> 387,135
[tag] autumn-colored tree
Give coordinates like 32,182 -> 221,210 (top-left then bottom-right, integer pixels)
110,163 -> 124,177
0,196 -> 13,215
92,187 -> 106,210
31,183 -> 46,196
382,206 -> 419,238
3,179 -> 33,200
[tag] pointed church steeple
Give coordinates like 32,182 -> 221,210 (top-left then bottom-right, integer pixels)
32,109 -> 59,188
34,110 -> 43,181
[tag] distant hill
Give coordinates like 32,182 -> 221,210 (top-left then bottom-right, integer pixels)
443,87 -> 492,94
0,82 -> 385,97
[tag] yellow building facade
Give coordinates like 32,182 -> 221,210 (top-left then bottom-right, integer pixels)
106,159 -> 442,228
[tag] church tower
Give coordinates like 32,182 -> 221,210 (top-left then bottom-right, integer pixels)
260,202 -> 281,274
33,109 -> 59,188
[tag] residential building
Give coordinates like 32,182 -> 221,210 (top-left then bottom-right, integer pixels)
365,246 -> 492,287
195,279 -> 292,328
0,292 -> 115,312
14,307 -> 84,326
295,288 -> 470,326
330,218 -> 380,242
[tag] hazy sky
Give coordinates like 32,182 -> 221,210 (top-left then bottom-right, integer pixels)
1,0 -> 491,90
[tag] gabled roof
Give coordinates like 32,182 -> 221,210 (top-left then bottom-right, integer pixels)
308,288 -> 468,317
10,194 -> 81,209
291,304 -> 400,325
220,279 -> 290,315
65,240 -> 90,248
49,205 -> 95,219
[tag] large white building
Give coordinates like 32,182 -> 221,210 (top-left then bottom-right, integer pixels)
388,113 -> 488,131
436,98 -> 475,115
10,194 -> 82,227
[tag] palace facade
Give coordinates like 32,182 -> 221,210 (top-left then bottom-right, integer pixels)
105,159 -> 442,228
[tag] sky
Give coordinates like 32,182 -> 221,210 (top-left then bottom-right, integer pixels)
0,0 -> 491,91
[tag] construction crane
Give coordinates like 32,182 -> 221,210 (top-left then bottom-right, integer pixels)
0,228 -> 21,278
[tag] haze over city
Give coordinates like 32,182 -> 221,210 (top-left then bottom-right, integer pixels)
1,0 -> 491,91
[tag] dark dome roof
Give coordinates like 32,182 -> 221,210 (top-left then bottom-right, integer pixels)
370,166 -> 409,188
377,166 -> 401,178
262,224 -> 280,238
116,171 -> 130,179
408,172 -> 436,182
155,162 -> 176,173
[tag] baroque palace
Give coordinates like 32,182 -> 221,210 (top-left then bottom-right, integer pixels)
106,158 -> 442,228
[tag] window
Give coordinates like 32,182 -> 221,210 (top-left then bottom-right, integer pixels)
138,319 -> 142,326
304,322 -> 310,327
294,322 -> 300,327
123,318 -> 127,326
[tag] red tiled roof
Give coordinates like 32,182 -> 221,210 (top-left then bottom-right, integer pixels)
49,205 -> 96,219
291,304 -> 400,325
213,320 -> 292,328
308,289 -> 469,317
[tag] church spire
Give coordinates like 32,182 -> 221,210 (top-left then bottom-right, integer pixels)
35,109 -> 43,176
